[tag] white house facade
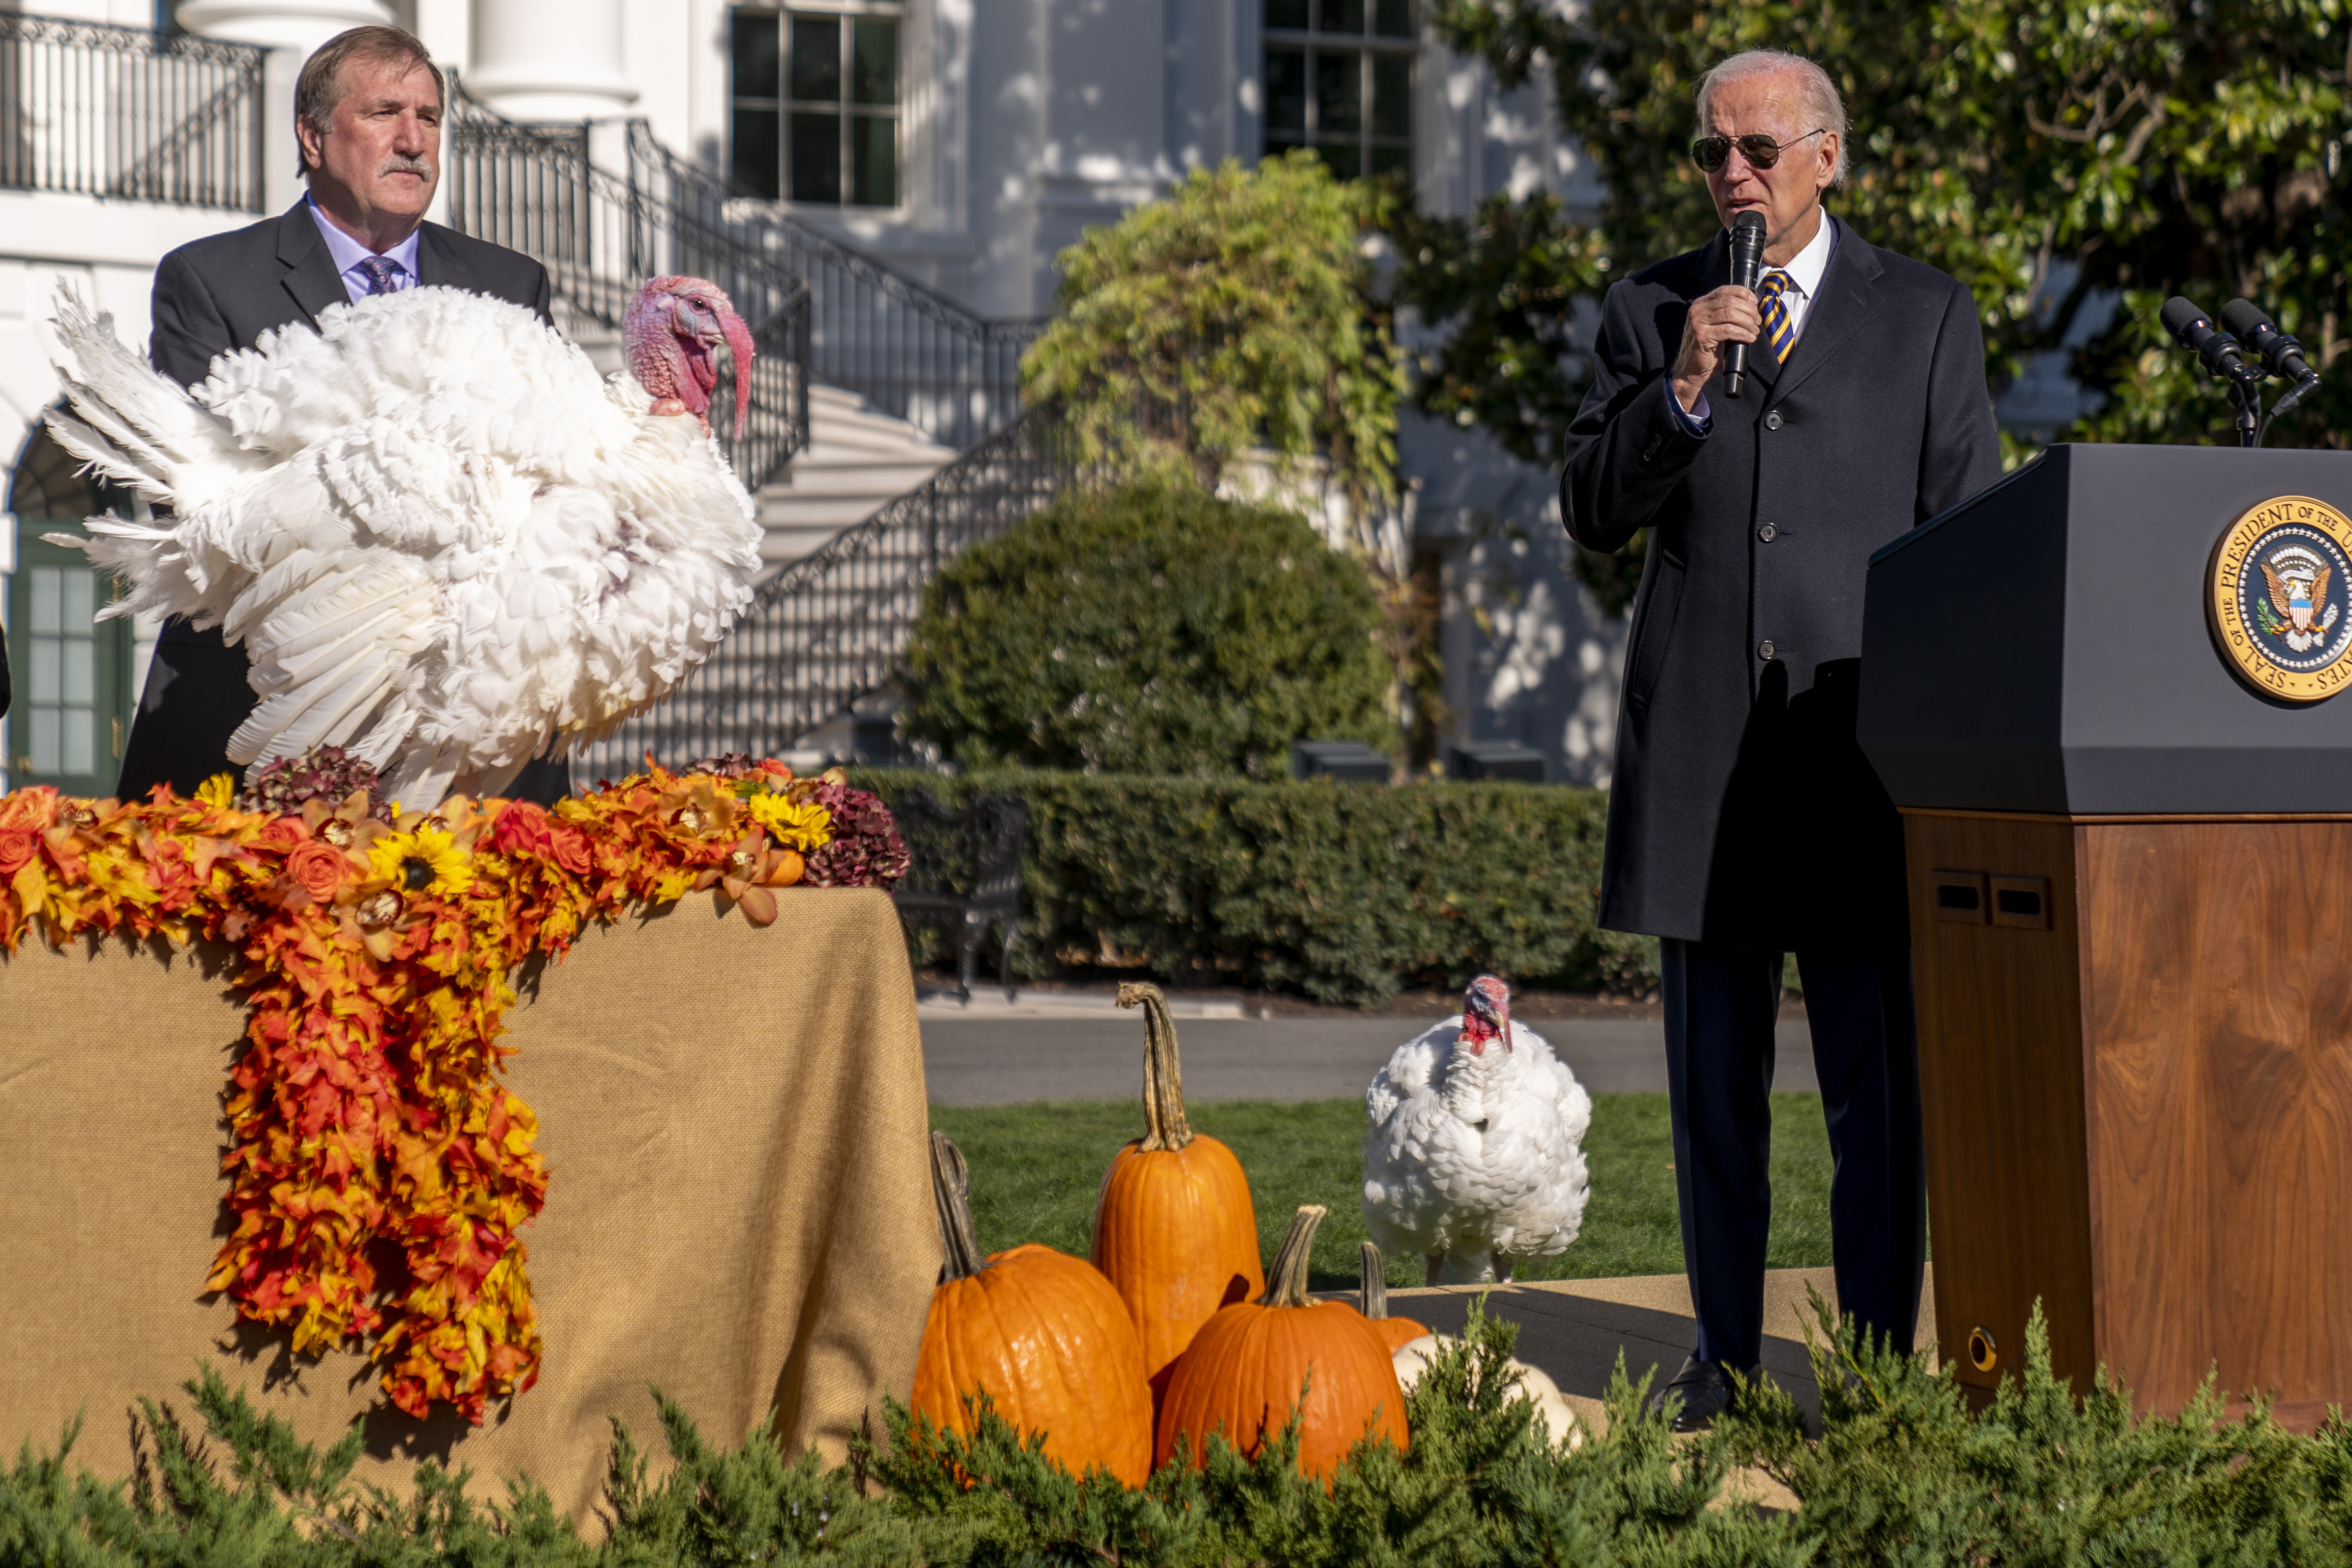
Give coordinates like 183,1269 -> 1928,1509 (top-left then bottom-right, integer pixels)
0,0 -> 1631,796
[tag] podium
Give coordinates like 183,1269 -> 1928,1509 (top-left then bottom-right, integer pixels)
1859,444 -> 2352,1429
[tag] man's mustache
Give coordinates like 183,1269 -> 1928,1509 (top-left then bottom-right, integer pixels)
378,155 -> 433,177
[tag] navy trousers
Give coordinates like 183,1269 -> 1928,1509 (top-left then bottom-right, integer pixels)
1659,938 -> 1927,1370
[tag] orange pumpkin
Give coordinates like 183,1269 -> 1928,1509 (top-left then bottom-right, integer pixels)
766,849 -> 805,886
912,1133 -> 1155,1486
1155,1205 -> 1409,1481
1090,983 -> 1263,1399
1358,1242 -> 1431,1353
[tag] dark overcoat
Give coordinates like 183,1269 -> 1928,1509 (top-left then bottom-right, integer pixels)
1560,219 -> 2001,950
119,201 -> 563,804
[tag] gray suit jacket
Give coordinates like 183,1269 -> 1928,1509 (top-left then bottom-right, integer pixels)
1560,219 -> 2002,950
119,200 -> 558,803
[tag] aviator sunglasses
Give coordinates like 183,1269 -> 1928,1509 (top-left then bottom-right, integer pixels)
1690,128 -> 1826,173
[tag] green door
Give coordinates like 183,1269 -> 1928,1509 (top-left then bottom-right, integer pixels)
7,517 -> 135,799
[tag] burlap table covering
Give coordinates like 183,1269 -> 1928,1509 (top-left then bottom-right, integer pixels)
0,887 -> 940,1521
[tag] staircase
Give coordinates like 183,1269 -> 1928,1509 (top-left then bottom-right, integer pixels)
755,385 -> 956,576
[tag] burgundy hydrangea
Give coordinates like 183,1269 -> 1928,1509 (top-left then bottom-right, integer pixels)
686,752 -> 770,780
236,745 -> 391,820
801,782 -> 910,889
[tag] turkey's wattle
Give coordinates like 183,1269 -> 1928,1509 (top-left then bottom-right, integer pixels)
1459,972 -> 1512,1055
624,274 -> 756,441
41,281 -> 761,808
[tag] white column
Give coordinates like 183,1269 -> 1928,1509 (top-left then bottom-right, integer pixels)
465,0 -> 637,122
174,0 -> 395,54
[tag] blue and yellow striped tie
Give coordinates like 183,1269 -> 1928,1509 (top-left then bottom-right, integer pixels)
1757,270 -> 1795,362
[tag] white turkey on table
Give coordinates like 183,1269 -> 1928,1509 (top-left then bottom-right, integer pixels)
1363,975 -> 1593,1284
39,274 -> 762,807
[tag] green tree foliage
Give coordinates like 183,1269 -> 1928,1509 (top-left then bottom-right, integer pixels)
897,480 -> 1395,780
853,767 -> 1659,1005
1020,151 -> 1407,511
1395,0 -> 2352,610
20,1304 -> 2352,1566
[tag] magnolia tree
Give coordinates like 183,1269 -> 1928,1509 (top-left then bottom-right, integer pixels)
1395,0 -> 2352,613
1020,154 -> 1440,766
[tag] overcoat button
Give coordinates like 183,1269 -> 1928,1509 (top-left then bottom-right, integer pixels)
1758,640 -> 1777,661
1758,523 -> 1777,542
1764,410 -> 1784,430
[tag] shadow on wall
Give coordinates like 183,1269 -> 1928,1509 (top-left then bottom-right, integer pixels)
1401,410 -> 1626,787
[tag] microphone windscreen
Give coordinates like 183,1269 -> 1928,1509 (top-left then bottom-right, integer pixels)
1731,210 -> 1766,236
2219,298 -> 2270,340
1728,211 -> 1766,288
2160,296 -> 2210,341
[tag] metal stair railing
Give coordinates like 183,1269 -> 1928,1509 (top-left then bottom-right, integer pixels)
626,123 -> 1046,452
0,13 -> 265,211
575,411 -> 1081,777
445,91 -> 811,489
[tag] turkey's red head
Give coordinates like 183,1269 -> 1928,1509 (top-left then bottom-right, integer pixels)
624,274 -> 756,442
1459,974 -> 1511,1055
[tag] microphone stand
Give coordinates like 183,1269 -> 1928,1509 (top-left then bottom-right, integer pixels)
2230,378 -> 2260,448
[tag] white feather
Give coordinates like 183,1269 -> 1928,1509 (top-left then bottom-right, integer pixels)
44,282 -> 760,803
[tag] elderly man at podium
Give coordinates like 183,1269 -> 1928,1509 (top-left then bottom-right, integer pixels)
1560,49 -> 2001,1429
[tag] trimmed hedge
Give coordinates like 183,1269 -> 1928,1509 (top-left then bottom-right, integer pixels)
851,769 -> 1658,1004
897,478 -> 1397,780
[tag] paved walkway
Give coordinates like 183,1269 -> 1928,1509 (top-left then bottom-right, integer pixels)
919,987 -> 1819,1105
1365,1266 -> 1936,1498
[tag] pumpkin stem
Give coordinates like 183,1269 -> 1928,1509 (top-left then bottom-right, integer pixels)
930,1131 -> 987,1283
1260,1204 -> 1326,1308
1360,1241 -> 1388,1319
1116,981 -> 1194,1152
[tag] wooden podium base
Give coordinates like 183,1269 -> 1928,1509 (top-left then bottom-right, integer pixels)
1905,809 -> 2352,1430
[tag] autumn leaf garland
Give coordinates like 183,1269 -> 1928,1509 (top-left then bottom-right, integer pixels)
0,760 -> 902,1424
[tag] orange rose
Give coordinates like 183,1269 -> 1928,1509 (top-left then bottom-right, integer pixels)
0,787 -> 58,833
548,823 -> 592,875
285,840 -> 351,902
491,801 -> 554,858
0,826 -> 36,877
252,818 -> 307,854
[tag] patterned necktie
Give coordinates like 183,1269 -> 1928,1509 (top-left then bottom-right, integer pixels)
1756,269 -> 1795,362
354,255 -> 403,296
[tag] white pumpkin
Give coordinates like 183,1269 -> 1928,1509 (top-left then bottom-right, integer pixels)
1392,1333 -> 1584,1450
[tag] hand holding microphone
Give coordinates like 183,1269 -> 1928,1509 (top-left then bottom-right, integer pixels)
1723,211 -> 1767,398
1668,211 -> 1769,413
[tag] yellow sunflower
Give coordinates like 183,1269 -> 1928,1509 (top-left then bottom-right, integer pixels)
367,823 -> 476,897
747,792 -> 832,852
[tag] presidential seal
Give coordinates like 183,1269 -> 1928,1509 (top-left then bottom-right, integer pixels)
2208,495 -> 2352,702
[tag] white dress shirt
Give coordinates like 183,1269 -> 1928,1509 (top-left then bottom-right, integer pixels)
307,195 -> 423,303
1678,210 -> 1839,431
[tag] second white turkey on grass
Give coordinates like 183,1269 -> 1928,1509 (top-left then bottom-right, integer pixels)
1362,975 -> 1593,1284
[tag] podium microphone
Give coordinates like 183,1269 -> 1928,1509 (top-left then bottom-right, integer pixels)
2221,298 -> 2325,415
1723,211 -> 1766,398
2160,296 -> 2259,386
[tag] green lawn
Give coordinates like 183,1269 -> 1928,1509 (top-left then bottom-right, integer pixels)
930,1092 -> 1837,1292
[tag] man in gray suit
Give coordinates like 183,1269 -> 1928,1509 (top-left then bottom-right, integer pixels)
119,25 -> 567,804
1561,50 -> 2002,1429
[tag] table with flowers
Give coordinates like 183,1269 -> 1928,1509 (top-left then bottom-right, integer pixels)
0,752 -> 939,1520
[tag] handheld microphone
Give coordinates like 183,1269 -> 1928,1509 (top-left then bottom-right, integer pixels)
1724,211 -> 1766,398
2160,296 -> 2258,386
2221,298 -> 2324,415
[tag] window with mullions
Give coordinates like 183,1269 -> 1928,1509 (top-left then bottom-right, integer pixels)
730,6 -> 900,207
1264,0 -> 1413,181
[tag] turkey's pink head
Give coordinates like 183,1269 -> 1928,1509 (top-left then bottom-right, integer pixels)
1459,974 -> 1511,1055
624,274 -> 756,442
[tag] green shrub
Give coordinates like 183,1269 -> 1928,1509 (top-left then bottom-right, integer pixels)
898,478 -> 1395,780
20,1304 -> 2352,1567
853,768 -> 1660,1005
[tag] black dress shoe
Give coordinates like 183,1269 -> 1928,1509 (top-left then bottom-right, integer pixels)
1646,1355 -> 1755,1432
